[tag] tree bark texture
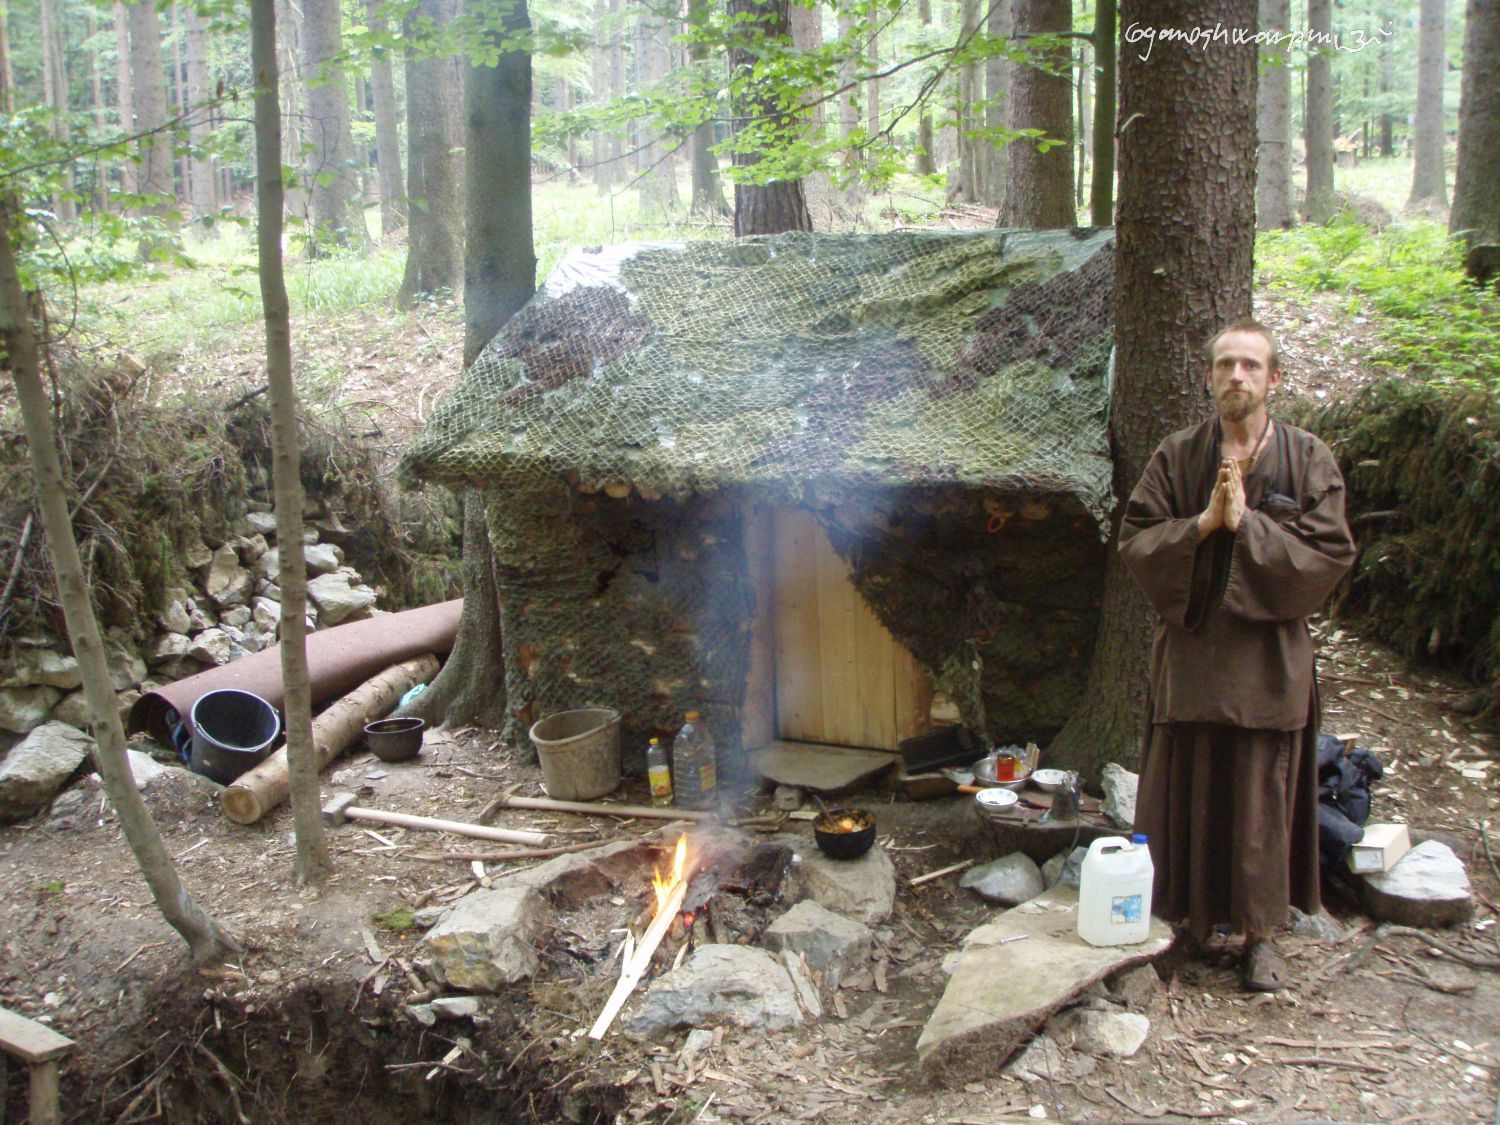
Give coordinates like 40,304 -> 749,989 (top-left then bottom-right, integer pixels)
368,0 -> 405,235
788,0 -> 846,232
128,0 -> 173,230
400,495 -> 508,730
998,0 -> 1074,228
866,29 -> 879,140
1043,0 -> 1259,779
688,0 -> 729,215
980,0 -> 1010,206
1450,0 -> 1499,279
1303,0 -> 1335,224
463,0 -> 535,364
41,0 -> 76,221
0,201 -> 239,963
251,0 -> 333,884
607,0 -> 625,187
185,4 -> 216,218
0,2 -> 13,113
302,0 -> 367,252
1407,0 -> 1448,208
1255,0 -> 1292,230
957,0 -> 982,203
398,0 -> 464,308
1088,0 -> 1115,225
728,0 -> 812,237
113,3 -> 135,194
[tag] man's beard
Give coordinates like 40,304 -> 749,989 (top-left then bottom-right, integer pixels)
1219,390 -> 1256,423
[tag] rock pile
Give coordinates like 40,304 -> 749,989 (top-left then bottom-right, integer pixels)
0,508 -> 380,746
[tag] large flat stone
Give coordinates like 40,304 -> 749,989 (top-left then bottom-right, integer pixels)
1359,840 -> 1472,927
790,840 -> 896,925
626,944 -> 809,1037
748,741 -> 898,793
763,900 -> 872,991
916,885 -> 1172,1085
417,883 -> 551,993
0,721 -> 94,820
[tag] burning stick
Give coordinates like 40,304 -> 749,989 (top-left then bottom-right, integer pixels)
589,835 -> 690,1040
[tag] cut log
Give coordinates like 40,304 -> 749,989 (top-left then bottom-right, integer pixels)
331,804 -> 549,848
221,654 -> 440,824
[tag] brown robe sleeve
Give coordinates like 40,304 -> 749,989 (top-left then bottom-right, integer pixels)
1222,437 -> 1355,622
1118,443 -> 1215,630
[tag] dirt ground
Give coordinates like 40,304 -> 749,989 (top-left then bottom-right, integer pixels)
3,250 -> 1498,1121
1,618 -> 1497,1123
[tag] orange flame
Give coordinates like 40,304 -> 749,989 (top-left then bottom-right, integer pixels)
651,834 -> 689,913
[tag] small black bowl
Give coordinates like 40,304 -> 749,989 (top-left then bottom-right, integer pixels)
813,807 -> 877,860
363,716 -> 426,762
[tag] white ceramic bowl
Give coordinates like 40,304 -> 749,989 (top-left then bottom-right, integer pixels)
1030,768 -> 1069,793
974,787 -> 1020,816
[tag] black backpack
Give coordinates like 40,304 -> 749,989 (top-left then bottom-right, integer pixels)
1316,732 -> 1384,869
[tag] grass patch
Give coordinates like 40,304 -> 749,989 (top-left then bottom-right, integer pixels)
371,906 -> 415,932
1257,217 -> 1500,390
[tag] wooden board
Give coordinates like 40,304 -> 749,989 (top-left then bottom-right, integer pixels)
771,508 -> 931,751
740,503 -> 778,751
0,1005 -> 74,1063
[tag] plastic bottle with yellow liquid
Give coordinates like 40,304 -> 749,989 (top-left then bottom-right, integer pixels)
646,737 -> 673,808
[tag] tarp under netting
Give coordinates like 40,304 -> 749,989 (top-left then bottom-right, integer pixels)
403,228 -> 1117,526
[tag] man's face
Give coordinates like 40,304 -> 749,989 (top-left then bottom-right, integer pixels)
1208,330 -> 1282,424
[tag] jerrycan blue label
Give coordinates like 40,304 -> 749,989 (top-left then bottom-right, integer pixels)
1111,894 -> 1144,925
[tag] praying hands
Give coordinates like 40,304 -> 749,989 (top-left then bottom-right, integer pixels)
1197,457 -> 1247,539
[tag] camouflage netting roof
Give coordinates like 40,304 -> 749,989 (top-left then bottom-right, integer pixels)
403,229 -> 1117,526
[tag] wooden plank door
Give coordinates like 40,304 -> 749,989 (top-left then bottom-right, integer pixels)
770,507 -> 930,750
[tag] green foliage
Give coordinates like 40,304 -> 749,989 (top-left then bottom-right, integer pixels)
1258,218 -> 1500,390
371,906 -> 415,931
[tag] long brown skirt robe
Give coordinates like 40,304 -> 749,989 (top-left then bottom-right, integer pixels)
1119,417 -> 1356,938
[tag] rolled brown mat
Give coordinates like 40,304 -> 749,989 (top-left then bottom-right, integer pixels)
129,599 -> 463,748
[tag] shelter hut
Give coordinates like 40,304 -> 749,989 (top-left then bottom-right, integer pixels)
402,229 -> 1116,771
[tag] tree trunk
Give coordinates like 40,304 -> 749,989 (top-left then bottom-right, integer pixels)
788,0 -> 844,231
463,0 -> 535,363
114,3 -> 135,195
0,201 -> 240,964
88,12 -> 105,131
957,0 -> 982,203
277,0 -> 306,217
1450,0 -> 1500,284
1042,0 -> 1258,778
728,0 -> 812,236
979,0 -> 1010,205
41,0 -> 77,222
251,0 -> 333,884
368,0 -> 404,235
1089,0 -> 1115,225
1075,42 -> 1087,207
172,3 -> 190,204
128,0 -> 174,234
998,0 -> 1074,228
1303,0 -> 1335,224
1407,0 -> 1448,208
1255,0 -> 1292,230
0,1 -> 13,113
866,29 -> 880,140
608,0 -> 625,187
688,0 -> 729,214
591,0 -> 611,191
636,4 -> 681,218
185,4 -> 216,218
397,0 -> 464,307
1377,2 -> 1395,158
302,0 -> 368,253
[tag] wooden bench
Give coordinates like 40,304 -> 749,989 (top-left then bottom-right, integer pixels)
0,1005 -> 75,1125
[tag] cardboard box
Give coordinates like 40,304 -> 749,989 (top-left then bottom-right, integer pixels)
1348,823 -> 1411,874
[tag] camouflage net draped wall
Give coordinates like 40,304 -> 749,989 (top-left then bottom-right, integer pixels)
1301,381 -> 1500,727
404,231 -> 1116,754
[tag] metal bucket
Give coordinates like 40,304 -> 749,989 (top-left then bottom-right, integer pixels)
189,689 -> 281,785
528,708 -> 621,801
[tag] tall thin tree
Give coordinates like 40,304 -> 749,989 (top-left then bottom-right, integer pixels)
113,2 -> 135,195
1449,0 -> 1499,284
1256,0 -> 1293,230
251,0 -> 332,884
1407,0 -> 1448,209
302,0 -> 368,251
687,0 -> 729,213
185,2 -> 216,218
368,0 -> 405,235
1042,0 -> 1259,775
397,0 -> 464,306
0,202 -> 240,963
127,0 -> 172,223
1088,0 -> 1115,226
727,0 -> 812,235
1303,0 -> 1335,223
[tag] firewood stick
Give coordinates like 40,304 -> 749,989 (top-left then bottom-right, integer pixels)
411,839 -> 619,863
337,805 -> 549,848
492,793 -> 717,823
220,654 -> 440,824
909,859 -> 974,886
590,874 -> 687,1040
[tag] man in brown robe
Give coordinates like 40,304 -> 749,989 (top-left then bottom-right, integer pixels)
1118,321 -> 1356,991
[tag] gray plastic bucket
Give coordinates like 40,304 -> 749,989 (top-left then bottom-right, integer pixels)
528,708 -> 621,801
189,689 -> 281,785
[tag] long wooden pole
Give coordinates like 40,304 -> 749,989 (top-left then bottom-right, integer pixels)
491,793 -> 716,822
221,654 -> 439,824
340,805 -> 549,848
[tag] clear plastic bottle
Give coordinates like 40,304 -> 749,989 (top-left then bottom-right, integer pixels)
671,711 -> 717,810
646,737 -> 673,808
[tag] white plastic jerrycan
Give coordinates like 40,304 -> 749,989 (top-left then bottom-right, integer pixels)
1077,834 -> 1154,946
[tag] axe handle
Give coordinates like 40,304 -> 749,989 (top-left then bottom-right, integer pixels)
345,805 -> 549,848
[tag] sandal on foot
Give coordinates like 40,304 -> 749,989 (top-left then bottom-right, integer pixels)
1243,940 -> 1288,992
